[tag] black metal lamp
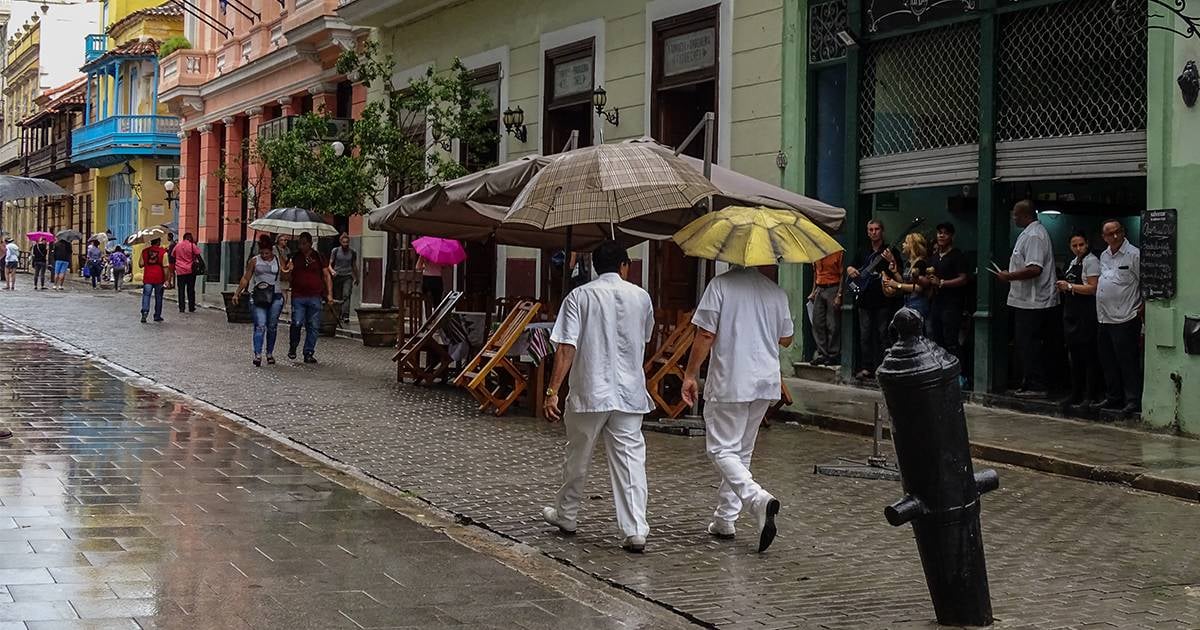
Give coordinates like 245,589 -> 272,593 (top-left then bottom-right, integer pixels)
163,180 -> 177,203
120,162 -> 142,201
592,86 -> 619,126
503,106 -> 527,143
1179,60 -> 1199,108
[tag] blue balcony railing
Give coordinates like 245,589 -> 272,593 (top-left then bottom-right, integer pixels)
71,115 -> 181,166
85,34 -> 107,62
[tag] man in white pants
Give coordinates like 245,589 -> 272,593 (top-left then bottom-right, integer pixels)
682,265 -> 794,552
541,241 -> 655,553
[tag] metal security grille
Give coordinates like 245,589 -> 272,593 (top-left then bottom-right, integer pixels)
858,22 -> 980,158
809,0 -> 848,64
997,0 -> 1147,142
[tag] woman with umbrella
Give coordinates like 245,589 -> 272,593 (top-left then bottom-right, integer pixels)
412,236 -> 466,313
27,232 -> 53,290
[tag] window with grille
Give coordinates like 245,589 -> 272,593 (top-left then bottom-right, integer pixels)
996,0 -> 1146,142
858,22 -> 980,159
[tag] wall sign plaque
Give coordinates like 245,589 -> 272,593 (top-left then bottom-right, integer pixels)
663,27 -> 716,76
553,58 -> 593,98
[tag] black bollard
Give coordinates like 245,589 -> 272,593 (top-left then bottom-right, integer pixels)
876,308 -> 998,627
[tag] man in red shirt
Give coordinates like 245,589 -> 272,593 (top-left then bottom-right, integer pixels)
288,232 -> 333,363
139,238 -> 169,323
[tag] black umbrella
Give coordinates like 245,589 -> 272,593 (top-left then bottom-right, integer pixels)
0,176 -> 67,201
55,229 -> 83,242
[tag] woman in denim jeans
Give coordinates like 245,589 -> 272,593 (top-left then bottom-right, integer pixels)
234,236 -> 292,367
85,240 -> 104,289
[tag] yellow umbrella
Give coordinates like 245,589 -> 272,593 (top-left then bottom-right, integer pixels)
673,206 -> 843,267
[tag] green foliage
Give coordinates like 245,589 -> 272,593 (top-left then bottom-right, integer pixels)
252,114 -> 375,217
158,36 -> 192,58
235,41 -> 498,220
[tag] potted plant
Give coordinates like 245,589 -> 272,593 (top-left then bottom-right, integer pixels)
221,290 -> 252,323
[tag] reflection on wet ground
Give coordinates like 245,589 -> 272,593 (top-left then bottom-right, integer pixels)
0,327 -> 635,629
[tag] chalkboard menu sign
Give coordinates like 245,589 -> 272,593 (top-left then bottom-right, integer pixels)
1141,208 -> 1176,301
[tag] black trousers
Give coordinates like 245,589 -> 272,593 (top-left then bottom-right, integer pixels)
857,304 -> 893,373
929,300 -> 963,362
1013,307 -> 1052,391
1098,319 -> 1142,408
1065,339 -> 1102,403
176,274 -> 197,312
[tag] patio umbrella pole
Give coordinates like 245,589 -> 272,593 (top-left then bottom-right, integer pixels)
684,113 -> 716,426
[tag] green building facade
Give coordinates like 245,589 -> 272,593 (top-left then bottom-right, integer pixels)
782,0 -> 1197,427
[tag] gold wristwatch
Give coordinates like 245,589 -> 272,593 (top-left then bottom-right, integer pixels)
545,387 -> 556,397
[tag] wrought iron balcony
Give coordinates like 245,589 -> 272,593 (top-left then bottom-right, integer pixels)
85,34 -> 107,63
71,115 -> 181,168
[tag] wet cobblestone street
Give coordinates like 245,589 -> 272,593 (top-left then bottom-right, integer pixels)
2,289 -> 1200,629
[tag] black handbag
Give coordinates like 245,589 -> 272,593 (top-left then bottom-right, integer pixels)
252,282 -> 274,307
192,255 -> 206,277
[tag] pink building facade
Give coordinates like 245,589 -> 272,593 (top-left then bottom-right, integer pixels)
157,0 -> 377,298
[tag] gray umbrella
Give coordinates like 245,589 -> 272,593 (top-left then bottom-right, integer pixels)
0,176 -> 67,201
55,229 -> 83,242
249,208 -> 337,236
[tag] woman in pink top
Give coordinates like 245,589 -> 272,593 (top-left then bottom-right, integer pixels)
173,232 -> 203,313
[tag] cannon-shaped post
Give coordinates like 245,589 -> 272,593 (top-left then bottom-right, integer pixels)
876,308 -> 999,627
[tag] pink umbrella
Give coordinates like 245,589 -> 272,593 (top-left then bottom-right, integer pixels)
26,231 -> 54,242
412,236 -> 467,266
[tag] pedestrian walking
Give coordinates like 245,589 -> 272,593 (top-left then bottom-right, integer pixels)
51,237 -> 72,290
85,240 -> 104,289
109,247 -> 129,293
329,232 -> 359,324
995,200 -> 1059,398
172,233 -> 202,313
1095,219 -> 1142,413
287,232 -> 333,364
682,264 -> 794,553
1054,230 -> 1102,407
807,250 -> 842,366
541,241 -> 654,554
30,240 -> 48,290
139,238 -> 169,323
3,238 -> 18,291
235,235 -> 291,367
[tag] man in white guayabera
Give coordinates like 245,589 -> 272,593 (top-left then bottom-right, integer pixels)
540,240 -> 655,554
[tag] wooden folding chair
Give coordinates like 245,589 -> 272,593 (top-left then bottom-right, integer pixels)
643,311 -> 696,419
397,291 -> 425,345
455,300 -> 541,416
393,290 -> 463,385
762,381 -> 794,427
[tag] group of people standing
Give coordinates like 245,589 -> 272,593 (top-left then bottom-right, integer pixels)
539,240 -> 790,554
12,236 -> 76,291
808,201 -> 1143,413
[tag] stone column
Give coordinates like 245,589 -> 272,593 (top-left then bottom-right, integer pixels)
221,115 -> 244,286
244,107 -> 264,219
308,83 -> 337,115
177,129 -> 201,236
197,124 -> 221,244
277,95 -> 296,117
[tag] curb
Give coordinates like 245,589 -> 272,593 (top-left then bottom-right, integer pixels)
778,408 -> 1200,503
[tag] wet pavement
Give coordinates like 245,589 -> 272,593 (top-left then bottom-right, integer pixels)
4,288 -> 1200,629
0,321 -> 673,629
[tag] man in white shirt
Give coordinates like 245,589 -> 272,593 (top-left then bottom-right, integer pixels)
995,200 -> 1059,398
1095,219 -> 1142,413
541,241 -> 654,553
682,265 -> 794,553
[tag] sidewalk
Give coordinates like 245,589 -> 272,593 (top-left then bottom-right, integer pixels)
779,377 -> 1200,501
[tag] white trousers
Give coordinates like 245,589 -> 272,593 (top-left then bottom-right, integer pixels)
704,399 -> 773,524
554,410 -> 649,538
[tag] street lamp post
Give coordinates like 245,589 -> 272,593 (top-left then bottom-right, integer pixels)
164,180 -> 179,226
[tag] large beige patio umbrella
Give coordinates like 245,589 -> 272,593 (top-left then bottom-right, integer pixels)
368,155 -> 646,248
503,143 -> 719,235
